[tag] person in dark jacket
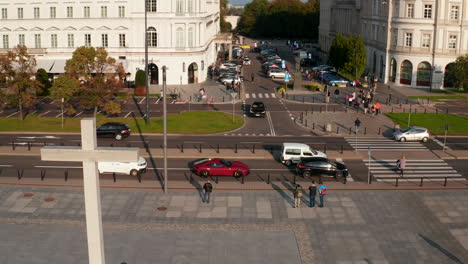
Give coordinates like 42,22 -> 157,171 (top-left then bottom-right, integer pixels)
308,181 -> 317,207
203,180 -> 213,203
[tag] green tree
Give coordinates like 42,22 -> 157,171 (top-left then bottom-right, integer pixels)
135,69 -> 146,87
36,68 -> 52,96
238,0 -> 269,36
65,46 -> 125,116
0,45 -> 43,120
446,54 -> 468,90
329,34 -> 366,80
220,0 -> 232,32
49,74 -> 80,115
328,33 -> 348,70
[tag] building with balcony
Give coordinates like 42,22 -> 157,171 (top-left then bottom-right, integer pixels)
0,0 -> 225,85
319,0 -> 467,89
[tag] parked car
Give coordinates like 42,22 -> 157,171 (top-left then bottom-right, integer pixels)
329,78 -> 349,86
296,157 -> 349,178
220,63 -> 237,70
98,157 -> 147,177
243,57 -> 252,65
280,143 -> 327,166
250,47 -> 261,53
96,122 -> 130,140
268,68 -> 287,79
191,158 -> 250,177
249,101 -> 266,117
219,74 -> 241,85
300,58 -> 314,67
393,126 -> 430,142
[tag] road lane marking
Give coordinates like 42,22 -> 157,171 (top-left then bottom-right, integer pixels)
155,97 -> 161,104
74,111 -> 83,117
264,93 -> 269,98
252,93 -> 256,98
433,138 -> 452,150
245,94 -> 250,99
266,111 -> 276,136
6,112 -> 19,118
39,111 -> 50,117
55,112 -> 63,118
0,165 -> 13,167
258,93 -> 263,98
138,97 -> 146,104
124,112 -> 133,118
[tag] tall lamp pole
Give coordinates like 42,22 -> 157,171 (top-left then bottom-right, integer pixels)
144,1 -> 150,124
163,66 -> 168,193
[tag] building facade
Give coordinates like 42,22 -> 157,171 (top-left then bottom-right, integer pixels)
0,0 -> 224,85
319,0 -> 467,89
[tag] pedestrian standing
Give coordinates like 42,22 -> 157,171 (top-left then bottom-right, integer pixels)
375,101 -> 381,115
363,100 -> 369,114
354,118 -> 361,134
308,181 -> 317,208
203,180 -> 213,203
293,184 -> 303,208
251,73 -> 255,83
399,155 -> 407,177
318,184 -> 327,207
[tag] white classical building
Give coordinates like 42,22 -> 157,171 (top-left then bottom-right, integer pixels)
319,0 -> 468,89
0,0 -> 228,85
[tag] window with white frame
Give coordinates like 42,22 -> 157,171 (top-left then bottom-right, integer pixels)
3,35 -> 9,49
84,6 -> 90,18
34,7 -> 40,19
84,34 -> 91,47
101,34 -> 108,47
422,33 -> 431,48
119,34 -> 126,47
146,0 -> 157,12
17,8 -> 23,19
405,32 -> 412,47
188,0 -> 194,12
188,27 -> 194,47
50,7 -> 56,18
118,6 -> 125,17
407,3 -> 414,18
176,0 -> 184,14
101,6 -> 107,18
424,4 -> 432,18
68,34 -> 74,47
34,34 -> 41,48
448,35 -> 457,49
51,34 -> 57,48
451,6 -> 459,20
147,27 -> 157,47
392,29 -> 398,46
176,27 -> 184,47
19,34 -> 25,46
394,4 -> 399,17
67,7 -> 73,18
2,8 -> 7,19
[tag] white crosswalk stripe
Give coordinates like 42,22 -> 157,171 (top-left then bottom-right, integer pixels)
258,93 -> 263,98
363,159 -> 466,182
271,93 -> 276,98
251,93 -> 256,98
264,93 -> 269,98
245,94 -> 250,99
345,137 -> 427,151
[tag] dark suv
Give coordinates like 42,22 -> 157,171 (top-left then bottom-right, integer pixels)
96,122 -> 130,140
296,157 -> 348,178
249,101 -> 266,117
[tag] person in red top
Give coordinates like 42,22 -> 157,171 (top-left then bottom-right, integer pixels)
374,101 -> 382,115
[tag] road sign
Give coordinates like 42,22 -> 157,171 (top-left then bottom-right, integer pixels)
230,92 -> 237,99
368,147 -> 371,155
282,60 -> 286,69
284,73 -> 290,83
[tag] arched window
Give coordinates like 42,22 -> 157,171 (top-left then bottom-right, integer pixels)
188,27 -> 194,47
400,60 -> 413,85
416,61 -> 431,87
146,0 -> 157,12
147,27 -> 157,47
176,27 -> 184,48
176,0 -> 184,14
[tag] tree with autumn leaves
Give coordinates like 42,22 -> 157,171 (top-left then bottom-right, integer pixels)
0,45 -> 43,120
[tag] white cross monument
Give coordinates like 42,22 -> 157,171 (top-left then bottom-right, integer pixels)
41,118 -> 139,264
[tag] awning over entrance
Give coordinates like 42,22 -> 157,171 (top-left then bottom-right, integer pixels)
50,59 -> 67,74
35,59 -> 55,72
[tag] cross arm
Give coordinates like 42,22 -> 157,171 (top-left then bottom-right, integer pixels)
41,146 -> 140,163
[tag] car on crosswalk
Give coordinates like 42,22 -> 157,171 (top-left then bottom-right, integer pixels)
295,157 -> 349,178
249,101 -> 266,117
393,126 -> 430,142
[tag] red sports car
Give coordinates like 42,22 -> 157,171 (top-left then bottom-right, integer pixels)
192,158 -> 250,177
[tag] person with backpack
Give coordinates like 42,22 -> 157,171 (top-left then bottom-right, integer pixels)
318,184 -> 327,207
203,180 -> 213,203
293,184 -> 303,208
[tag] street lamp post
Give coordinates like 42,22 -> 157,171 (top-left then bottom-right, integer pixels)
163,66 -> 168,193
144,1 -> 150,124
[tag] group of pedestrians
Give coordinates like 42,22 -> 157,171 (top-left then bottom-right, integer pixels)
293,181 -> 327,208
345,89 -> 381,115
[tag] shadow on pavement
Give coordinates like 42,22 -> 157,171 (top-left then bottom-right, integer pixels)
419,234 -> 465,264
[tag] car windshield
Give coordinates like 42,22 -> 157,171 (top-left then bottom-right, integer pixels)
400,127 -> 412,133
220,159 -> 232,167
252,103 -> 264,108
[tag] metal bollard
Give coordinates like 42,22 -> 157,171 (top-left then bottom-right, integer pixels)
17,169 -> 23,180
378,127 -> 381,135
349,127 -> 352,134
64,170 -> 68,181
324,144 -> 327,153
302,96 -> 305,103
420,177 -> 423,187
395,177 -> 399,187
41,169 -> 46,181
446,108 -> 448,114
235,144 -> 238,153
181,144 -> 184,153
110,143 -> 114,147
216,174 -> 219,184
113,173 -> 116,183
313,123 -> 315,130
137,173 -> 141,183
424,108 -> 427,114
199,143 -> 202,153
223,96 -> 224,102
252,144 -> 255,154
444,176 -> 447,187
340,145 -> 343,154
11,141 -> 15,150
28,142 -> 31,151
217,144 -> 220,154
343,175 -> 347,184
241,174 -> 244,184
364,127 -> 367,135
336,127 -> 339,134
267,173 -> 270,184
305,120 -> 308,127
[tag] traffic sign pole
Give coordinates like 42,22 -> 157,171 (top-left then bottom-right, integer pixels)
368,147 -> 371,184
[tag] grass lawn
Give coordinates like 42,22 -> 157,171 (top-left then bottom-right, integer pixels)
409,96 -> 467,102
385,113 -> 468,135
0,111 -> 244,134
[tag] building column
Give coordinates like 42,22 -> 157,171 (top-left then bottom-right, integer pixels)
228,44 -> 232,60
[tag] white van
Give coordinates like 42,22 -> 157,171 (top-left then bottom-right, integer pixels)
280,143 -> 327,166
98,157 -> 147,177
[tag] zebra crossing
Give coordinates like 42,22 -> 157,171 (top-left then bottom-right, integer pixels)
364,159 -> 466,182
345,137 -> 427,151
245,93 -> 276,99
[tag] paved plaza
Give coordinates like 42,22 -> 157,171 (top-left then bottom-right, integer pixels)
0,186 -> 467,263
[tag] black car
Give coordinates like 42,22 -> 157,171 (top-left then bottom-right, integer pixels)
249,101 -> 266,117
296,157 -> 348,178
250,47 -> 261,53
96,122 -> 130,140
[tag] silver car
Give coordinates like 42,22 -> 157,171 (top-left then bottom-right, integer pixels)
393,126 -> 430,142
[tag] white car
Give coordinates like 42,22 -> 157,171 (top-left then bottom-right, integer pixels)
220,75 -> 241,85
243,57 -> 251,65
268,69 -> 287,79
280,143 -> 327,166
98,157 -> 147,177
220,63 -> 237,70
